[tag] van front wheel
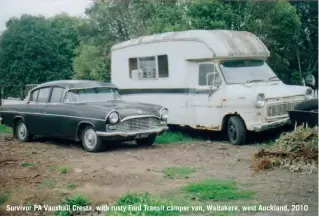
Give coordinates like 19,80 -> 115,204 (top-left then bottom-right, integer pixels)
227,116 -> 246,145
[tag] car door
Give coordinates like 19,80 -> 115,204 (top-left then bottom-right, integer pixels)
44,87 -> 78,138
190,63 -> 223,128
25,87 -> 51,135
42,86 -> 67,137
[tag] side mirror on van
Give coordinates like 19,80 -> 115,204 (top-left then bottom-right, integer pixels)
206,72 -> 222,87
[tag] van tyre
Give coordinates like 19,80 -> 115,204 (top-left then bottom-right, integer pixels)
81,126 -> 103,152
227,116 -> 246,145
16,120 -> 32,142
136,134 -> 156,146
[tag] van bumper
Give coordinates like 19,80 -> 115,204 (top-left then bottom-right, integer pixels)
253,118 -> 290,132
96,126 -> 168,137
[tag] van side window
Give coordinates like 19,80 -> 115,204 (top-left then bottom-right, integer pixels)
129,58 -> 138,78
129,55 -> 169,79
199,64 -> 218,86
139,56 -> 156,78
158,55 -> 169,78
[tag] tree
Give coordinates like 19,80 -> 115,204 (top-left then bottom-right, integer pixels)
0,14 -> 80,96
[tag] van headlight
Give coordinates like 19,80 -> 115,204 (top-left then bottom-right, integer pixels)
305,88 -> 313,100
160,108 -> 169,120
256,93 -> 265,108
107,111 -> 119,124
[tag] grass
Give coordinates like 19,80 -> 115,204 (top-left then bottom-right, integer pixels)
59,167 -> 71,174
163,167 -> 196,179
0,192 -> 9,205
0,124 -> 12,133
155,131 -> 199,144
48,165 -> 71,174
39,178 -> 56,189
20,162 -> 33,167
66,183 -> 80,190
183,179 -> 255,201
55,195 -> 89,216
106,192 -> 182,216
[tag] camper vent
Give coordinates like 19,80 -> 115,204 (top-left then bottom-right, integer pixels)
116,117 -> 161,131
267,101 -> 302,117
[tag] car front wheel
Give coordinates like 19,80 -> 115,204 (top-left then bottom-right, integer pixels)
135,134 -> 156,146
81,126 -> 103,152
227,116 -> 246,145
16,120 -> 32,142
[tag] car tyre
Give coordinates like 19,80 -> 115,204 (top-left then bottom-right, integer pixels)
81,125 -> 103,152
15,120 -> 32,142
135,134 -> 156,146
227,116 -> 246,145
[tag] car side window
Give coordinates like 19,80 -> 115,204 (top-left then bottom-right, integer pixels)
37,87 -> 51,103
50,87 -> 64,103
30,90 -> 39,102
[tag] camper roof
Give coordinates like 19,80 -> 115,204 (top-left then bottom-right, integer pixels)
111,30 -> 270,59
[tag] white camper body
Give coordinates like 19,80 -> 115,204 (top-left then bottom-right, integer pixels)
111,30 -> 311,145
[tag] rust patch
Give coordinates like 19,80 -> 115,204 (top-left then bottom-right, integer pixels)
195,125 -> 220,130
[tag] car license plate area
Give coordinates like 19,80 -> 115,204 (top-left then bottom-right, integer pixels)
135,133 -> 149,139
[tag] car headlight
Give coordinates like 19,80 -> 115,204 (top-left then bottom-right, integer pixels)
305,88 -> 313,100
160,108 -> 169,120
108,111 -> 119,124
256,93 -> 265,108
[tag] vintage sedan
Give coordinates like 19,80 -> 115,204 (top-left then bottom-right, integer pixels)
0,80 -> 169,152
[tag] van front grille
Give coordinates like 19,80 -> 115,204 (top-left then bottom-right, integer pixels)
267,101 -> 301,117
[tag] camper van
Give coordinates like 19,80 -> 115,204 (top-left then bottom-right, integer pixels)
111,30 -> 312,145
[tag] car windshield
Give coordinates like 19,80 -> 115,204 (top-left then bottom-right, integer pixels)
219,60 -> 279,84
64,87 -> 121,103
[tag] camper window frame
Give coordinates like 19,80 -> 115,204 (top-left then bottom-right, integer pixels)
129,54 -> 169,80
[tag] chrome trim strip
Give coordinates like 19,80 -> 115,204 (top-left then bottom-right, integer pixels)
254,118 -> 290,132
120,115 -> 160,122
96,126 -> 168,137
0,111 -> 105,121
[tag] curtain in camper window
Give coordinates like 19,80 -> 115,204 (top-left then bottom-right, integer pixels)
139,56 -> 156,78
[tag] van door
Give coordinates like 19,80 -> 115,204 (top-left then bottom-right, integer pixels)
190,63 -> 222,130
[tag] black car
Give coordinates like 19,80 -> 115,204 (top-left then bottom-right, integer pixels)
0,80 -> 169,152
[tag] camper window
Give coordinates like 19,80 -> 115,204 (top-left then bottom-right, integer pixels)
129,55 -> 169,79
198,64 -> 218,86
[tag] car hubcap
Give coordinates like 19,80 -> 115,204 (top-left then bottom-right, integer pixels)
18,123 -> 27,140
84,129 -> 97,148
228,124 -> 236,141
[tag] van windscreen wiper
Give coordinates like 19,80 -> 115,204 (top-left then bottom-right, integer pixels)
268,76 -> 280,81
243,79 -> 266,84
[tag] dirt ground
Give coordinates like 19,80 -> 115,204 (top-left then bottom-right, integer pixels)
0,133 -> 318,216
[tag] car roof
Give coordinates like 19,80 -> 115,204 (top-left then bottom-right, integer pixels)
33,80 -> 117,90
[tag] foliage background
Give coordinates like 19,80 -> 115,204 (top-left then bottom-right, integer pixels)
0,0 -> 317,92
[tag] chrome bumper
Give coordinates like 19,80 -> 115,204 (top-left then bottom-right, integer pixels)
96,126 -> 169,137
254,118 -> 291,132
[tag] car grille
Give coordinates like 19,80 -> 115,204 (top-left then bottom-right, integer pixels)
267,101 -> 301,117
115,117 -> 162,131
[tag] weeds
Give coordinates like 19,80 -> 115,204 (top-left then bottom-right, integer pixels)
55,195 -> 90,216
20,162 -> 33,167
156,132 -> 198,144
163,167 -> 196,179
0,124 -> 12,133
183,179 -> 255,201
48,165 -> 71,174
66,183 -> 79,190
0,192 -> 9,205
107,192 -> 181,216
